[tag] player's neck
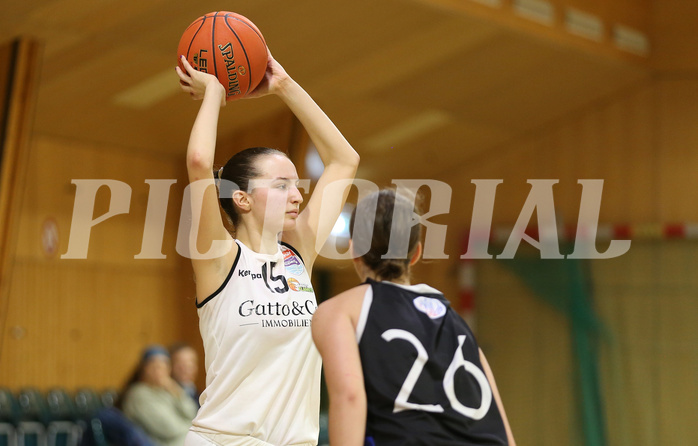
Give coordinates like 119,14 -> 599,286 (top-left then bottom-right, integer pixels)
235,225 -> 280,254
363,269 -> 411,286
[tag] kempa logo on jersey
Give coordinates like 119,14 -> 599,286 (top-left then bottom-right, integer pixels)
238,269 -> 262,279
238,299 -> 316,317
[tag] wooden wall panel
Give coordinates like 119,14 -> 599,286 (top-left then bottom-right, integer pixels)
657,79 -> 698,221
620,0 -> 652,29
13,136 -> 186,263
0,134 -> 198,391
446,83 -> 656,231
1,261 -> 192,389
218,110 -> 297,166
0,38 -> 41,365
652,0 -> 698,72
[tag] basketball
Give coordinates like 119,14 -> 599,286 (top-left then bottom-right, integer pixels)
178,11 -> 268,101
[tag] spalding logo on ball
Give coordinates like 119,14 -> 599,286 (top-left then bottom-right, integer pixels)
178,11 -> 268,101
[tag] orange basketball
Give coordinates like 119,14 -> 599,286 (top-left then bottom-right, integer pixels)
178,11 -> 268,101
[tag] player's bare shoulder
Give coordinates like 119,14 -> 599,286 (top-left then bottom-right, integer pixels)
314,283 -> 369,327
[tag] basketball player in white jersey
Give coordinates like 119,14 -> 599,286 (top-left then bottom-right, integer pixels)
312,190 -> 516,445
175,48 -> 359,446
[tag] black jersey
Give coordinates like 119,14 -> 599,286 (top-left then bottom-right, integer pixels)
357,279 -> 508,446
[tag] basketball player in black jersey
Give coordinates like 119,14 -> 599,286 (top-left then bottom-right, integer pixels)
312,189 -> 515,445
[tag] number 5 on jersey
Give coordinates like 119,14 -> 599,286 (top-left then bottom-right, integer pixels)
261,261 -> 289,294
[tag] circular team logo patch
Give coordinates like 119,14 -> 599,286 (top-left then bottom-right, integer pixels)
413,296 -> 447,319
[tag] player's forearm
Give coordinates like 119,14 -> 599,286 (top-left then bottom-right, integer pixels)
276,78 -> 359,169
328,394 -> 367,446
480,349 -> 516,445
186,84 -> 225,178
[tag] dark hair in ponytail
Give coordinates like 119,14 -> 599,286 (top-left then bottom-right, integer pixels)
349,189 -> 422,281
217,147 -> 289,226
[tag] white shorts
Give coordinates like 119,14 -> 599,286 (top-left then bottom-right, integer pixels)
185,430 -> 315,446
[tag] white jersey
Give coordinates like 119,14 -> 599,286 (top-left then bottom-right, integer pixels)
191,240 -> 321,445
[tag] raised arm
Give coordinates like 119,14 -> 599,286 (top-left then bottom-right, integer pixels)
176,57 -> 237,299
254,55 -> 359,268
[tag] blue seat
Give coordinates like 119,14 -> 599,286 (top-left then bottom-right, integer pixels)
72,391 -> 100,423
45,389 -> 79,446
0,423 -> 15,446
0,388 -> 20,424
16,388 -> 47,446
16,389 -> 48,425
0,388 -> 19,446
45,390 -> 75,423
84,418 -> 108,446
97,391 -> 118,411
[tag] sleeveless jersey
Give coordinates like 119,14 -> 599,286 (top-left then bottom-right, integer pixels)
192,240 -> 321,445
357,279 -> 508,446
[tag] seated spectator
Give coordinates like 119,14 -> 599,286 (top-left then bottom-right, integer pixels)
121,345 -> 198,446
168,343 -> 200,408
